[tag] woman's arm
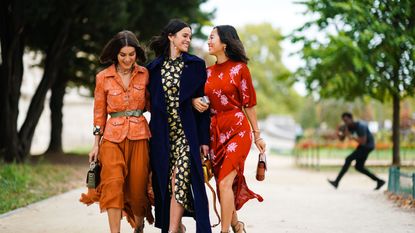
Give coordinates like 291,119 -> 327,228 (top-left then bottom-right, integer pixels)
244,106 -> 266,153
193,61 -> 210,155
89,135 -> 101,162
90,74 -> 106,162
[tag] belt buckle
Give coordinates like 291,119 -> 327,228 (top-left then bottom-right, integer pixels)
126,111 -> 133,117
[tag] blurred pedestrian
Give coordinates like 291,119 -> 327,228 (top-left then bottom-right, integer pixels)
147,19 -> 211,233
80,30 -> 152,233
193,25 -> 266,233
328,112 -> 385,190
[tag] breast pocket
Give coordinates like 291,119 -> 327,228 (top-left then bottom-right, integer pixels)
129,117 -> 149,138
107,89 -> 123,110
132,84 -> 146,108
104,117 -> 126,142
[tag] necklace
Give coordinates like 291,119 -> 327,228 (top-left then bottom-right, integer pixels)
116,65 -> 132,75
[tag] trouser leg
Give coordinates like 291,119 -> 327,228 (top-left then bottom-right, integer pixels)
335,149 -> 358,183
354,147 -> 381,181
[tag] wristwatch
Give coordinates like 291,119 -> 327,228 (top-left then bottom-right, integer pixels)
93,126 -> 102,135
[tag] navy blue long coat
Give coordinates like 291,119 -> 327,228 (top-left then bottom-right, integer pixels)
147,53 -> 212,233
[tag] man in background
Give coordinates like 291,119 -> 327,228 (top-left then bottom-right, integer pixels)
328,112 -> 385,190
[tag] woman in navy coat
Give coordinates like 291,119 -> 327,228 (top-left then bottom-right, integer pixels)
147,19 -> 211,233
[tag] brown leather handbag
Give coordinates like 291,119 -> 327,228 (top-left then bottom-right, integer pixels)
202,156 -> 214,182
256,153 -> 267,181
201,154 -> 220,227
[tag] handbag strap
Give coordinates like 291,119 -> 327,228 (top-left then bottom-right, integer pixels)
259,153 -> 267,170
205,180 -> 221,227
201,153 -> 221,227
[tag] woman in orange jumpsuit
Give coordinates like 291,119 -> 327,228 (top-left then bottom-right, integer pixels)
193,25 -> 266,233
80,30 -> 152,233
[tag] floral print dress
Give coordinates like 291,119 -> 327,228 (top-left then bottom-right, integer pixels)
161,57 -> 193,212
205,60 -> 263,210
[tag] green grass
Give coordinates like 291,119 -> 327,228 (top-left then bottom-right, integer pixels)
0,161 -> 85,214
64,146 -> 91,156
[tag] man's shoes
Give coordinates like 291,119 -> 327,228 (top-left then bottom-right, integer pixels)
328,179 -> 338,189
375,179 -> 385,190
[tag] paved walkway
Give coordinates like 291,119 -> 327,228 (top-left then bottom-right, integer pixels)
1,154 -> 414,233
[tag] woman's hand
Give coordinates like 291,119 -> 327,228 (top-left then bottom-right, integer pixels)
254,137 -> 266,154
200,145 -> 209,157
192,97 -> 209,113
89,145 -> 99,163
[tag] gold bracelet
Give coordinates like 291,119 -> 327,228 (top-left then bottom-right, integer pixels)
252,129 -> 260,133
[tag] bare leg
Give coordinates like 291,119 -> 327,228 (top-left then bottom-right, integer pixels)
107,208 -> 122,233
169,168 -> 185,232
218,170 -> 238,232
231,211 -> 239,226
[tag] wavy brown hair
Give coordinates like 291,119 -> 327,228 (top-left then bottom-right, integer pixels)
99,30 -> 146,65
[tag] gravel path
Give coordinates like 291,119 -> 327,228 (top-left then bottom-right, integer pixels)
1,153 -> 414,233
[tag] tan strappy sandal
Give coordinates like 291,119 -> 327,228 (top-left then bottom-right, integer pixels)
231,221 -> 246,233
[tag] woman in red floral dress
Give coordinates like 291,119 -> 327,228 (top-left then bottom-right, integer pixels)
193,25 -> 266,233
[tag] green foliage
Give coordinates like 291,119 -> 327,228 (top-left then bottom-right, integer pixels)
292,0 -> 415,165
238,23 -> 302,119
24,0 -> 214,93
292,0 -> 415,101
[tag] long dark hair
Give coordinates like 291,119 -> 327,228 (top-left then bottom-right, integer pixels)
215,25 -> 249,63
99,30 -> 146,65
149,19 -> 191,57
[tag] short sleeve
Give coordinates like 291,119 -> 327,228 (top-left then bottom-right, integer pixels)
356,123 -> 367,137
239,64 -> 257,108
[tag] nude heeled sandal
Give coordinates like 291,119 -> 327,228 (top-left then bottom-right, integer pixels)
231,221 -> 246,233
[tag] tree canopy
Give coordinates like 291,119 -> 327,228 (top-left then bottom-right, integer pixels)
292,0 -> 415,165
0,0 -> 213,162
238,23 -> 301,119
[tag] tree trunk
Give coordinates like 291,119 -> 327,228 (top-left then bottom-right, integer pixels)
45,73 -> 70,155
0,0 -> 25,162
17,21 -> 72,159
391,93 -> 401,166
0,64 -> 3,151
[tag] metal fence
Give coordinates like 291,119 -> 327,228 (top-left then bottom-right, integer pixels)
388,166 -> 415,198
294,146 -> 415,169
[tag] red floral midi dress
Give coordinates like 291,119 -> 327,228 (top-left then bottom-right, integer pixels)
205,60 -> 263,210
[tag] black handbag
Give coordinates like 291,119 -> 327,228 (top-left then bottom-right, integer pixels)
86,161 -> 101,188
